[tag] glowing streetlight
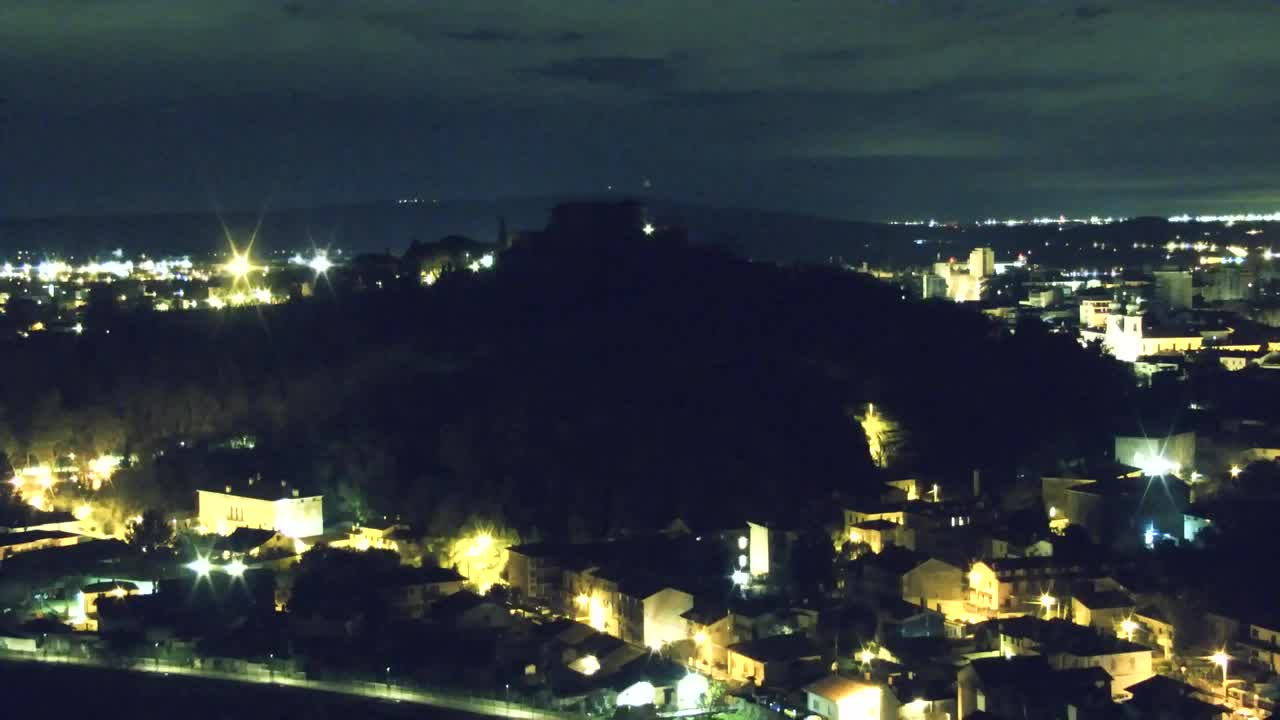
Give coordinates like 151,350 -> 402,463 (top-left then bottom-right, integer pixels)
858,648 -> 875,665
694,631 -> 708,646
1229,465 -> 1242,479
730,570 -> 750,587
1120,618 -> 1138,643
187,556 -> 212,576
307,254 -> 333,274
225,559 -> 247,577
1210,650 -> 1230,698
225,253 -> 252,280
1039,593 -> 1057,619
642,222 -> 656,236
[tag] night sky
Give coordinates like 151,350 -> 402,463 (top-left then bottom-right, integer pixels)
2,0 -> 1278,220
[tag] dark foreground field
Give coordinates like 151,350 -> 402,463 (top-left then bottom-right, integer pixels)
0,659 -> 486,720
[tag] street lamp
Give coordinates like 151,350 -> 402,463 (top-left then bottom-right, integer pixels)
268,652 -> 274,683
187,556 -> 212,576
1120,618 -> 1138,643
1210,650 -> 1230,700
154,641 -> 161,670
1230,465 -> 1242,479
386,665 -> 393,697
1038,593 -> 1057,619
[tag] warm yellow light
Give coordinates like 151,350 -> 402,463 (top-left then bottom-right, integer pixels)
694,631 -> 708,646
225,559 -> 247,577
858,648 -> 875,664
88,454 -> 122,482
109,587 -> 127,599
74,504 -> 93,521
575,593 -> 590,608
1230,465 -> 1242,478
1120,618 -> 1138,639
225,253 -> 252,279
1210,650 -> 1230,669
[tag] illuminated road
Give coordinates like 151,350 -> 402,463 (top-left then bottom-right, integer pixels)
1,651 -> 567,720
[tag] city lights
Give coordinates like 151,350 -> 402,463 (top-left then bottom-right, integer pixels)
187,557 -> 213,576
225,559 -> 247,577
1120,618 -> 1138,642
1229,465 -> 1242,478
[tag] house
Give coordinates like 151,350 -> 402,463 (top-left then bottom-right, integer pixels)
805,674 -> 899,720
848,519 -> 912,554
1071,589 -> 1135,633
901,557 -> 965,618
684,604 -> 735,672
1132,606 -> 1175,657
431,590 -> 512,630
381,566 -> 467,619
197,481 -> 322,538
0,529 -> 80,559
80,580 -> 139,619
1242,617 -> 1280,673
335,520 -> 407,552
966,558 -> 1094,617
212,527 -> 295,560
996,616 -> 1154,694
726,633 -> 823,687
957,656 -> 1112,720
1125,675 -> 1228,720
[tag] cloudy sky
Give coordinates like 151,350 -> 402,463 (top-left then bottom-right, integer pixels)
2,0 -> 1279,220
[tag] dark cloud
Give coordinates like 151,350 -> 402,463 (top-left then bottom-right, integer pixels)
1,0 -> 1279,220
444,28 -> 519,43
1072,5 -> 1112,21
529,56 -> 677,91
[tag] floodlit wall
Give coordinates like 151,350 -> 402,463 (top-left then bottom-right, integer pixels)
197,490 -> 323,538
643,588 -> 694,649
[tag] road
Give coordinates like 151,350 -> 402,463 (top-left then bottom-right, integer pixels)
1,650 -> 569,720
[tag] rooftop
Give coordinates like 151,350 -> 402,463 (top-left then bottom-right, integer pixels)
0,529 -> 77,547
805,674 -> 878,702
199,479 -> 319,501
728,633 -> 822,662
212,527 -> 280,554
82,580 -> 138,594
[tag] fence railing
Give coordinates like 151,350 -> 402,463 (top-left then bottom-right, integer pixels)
0,647 -> 580,719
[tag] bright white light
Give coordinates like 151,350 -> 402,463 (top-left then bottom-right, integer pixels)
478,253 -> 494,269
1230,465 -> 1242,478
1135,453 -> 1180,477
187,557 -> 212,576
731,570 -> 750,586
642,222 -> 656,236
676,673 -> 709,709
307,254 -> 333,274
225,559 -> 247,577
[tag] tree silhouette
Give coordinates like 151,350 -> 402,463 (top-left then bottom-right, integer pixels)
125,509 -> 174,553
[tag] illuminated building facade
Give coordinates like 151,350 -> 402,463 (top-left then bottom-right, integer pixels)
805,674 -> 897,720
197,485 -> 323,538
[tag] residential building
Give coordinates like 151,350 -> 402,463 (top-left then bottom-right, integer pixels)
430,590 -> 512,630
1242,618 -> 1280,673
212,527 -> 294,560
726,633 -> 822,687
0,529 -> 79,559
196,481 -> 322,538
805,674 -> 899,720
958,656 -> 1112,720
901,557 -> 965,618
967,558 -> 1092,617
1070,589 -> 1135,633
1133,606 -> 1176,658
997,617 -> 1154,694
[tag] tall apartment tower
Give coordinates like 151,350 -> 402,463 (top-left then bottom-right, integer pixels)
969,247 -> 995,279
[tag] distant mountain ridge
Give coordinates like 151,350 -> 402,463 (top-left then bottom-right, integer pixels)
0,197 -> 1252,266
